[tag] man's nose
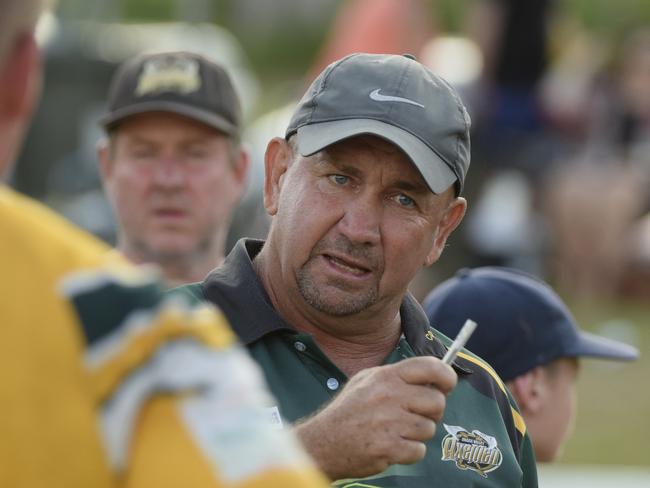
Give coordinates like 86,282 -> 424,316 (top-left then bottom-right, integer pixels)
151,157 -> 186,187
337,192 -> 382,246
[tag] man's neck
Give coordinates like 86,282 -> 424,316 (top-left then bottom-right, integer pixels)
253,245 -> 402,378
119,245 -> 224,288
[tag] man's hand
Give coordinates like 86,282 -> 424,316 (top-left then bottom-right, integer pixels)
294,356 -> 457,481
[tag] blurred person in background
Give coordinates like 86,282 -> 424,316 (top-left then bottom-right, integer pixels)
451,0 -> 561,279
98,51 -> 250,287
423,267 -> 639,462
541,27 -> 650,300
0,1 -> 329,485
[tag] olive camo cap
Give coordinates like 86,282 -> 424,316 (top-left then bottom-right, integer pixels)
100,51 -> 241,136
286,53 -> 471,195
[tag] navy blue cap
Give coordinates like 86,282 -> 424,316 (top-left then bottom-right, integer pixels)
423,267 -> 639,382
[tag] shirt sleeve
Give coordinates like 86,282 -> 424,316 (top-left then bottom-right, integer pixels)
518,432 -> 539,488
61,264 -> 330,488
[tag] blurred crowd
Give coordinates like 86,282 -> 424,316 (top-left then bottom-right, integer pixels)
17,0 -> 650,302
4,1 -> 649,483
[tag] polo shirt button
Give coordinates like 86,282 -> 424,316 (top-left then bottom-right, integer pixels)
294,341 -> 307,352
326,378 -> 339,390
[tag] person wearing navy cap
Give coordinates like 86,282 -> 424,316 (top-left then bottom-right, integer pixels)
423,267 -> 639,462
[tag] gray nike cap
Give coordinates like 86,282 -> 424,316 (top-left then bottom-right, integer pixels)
285,53 -> 471,195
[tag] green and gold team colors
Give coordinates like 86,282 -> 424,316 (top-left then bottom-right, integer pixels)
1,187 -> 328,488
173,239 -> 539,488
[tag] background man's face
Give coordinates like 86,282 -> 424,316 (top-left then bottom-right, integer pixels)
101,112 -> 246,262
530,358 -> 579,462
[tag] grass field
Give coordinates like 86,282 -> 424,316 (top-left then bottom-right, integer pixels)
555,298 -> 650,466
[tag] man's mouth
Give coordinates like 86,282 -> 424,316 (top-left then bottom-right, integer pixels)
153,208 -> 187,218
324,253 -> 372,276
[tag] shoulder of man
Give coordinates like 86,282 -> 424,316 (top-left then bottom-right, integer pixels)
0,185 -> 115,275
61,265 -> 329,487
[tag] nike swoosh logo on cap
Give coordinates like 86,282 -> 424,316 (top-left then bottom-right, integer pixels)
369,89 -> 425,108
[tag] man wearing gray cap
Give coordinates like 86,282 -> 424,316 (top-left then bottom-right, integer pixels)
98,51 -> 249,286
174,53 -> 538,486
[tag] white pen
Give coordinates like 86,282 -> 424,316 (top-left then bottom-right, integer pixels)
441,319 -> 477,365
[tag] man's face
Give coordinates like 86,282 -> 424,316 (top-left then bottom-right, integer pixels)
99,112 -> 247,263
532,358 -> 579,462
265,135 -> 466,317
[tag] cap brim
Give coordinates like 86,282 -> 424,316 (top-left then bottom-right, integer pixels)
295,119 -> 457,194
100,101 -> 238,136
567,330 -> 639,361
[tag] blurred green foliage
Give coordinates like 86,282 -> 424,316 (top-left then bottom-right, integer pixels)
120,0 -> 176,21
55,0 -> 650,93
564,0 -> 650,39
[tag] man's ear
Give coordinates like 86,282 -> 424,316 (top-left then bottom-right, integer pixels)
507,367 -> 547,415
234,144 -> 251,185
229,143 -> 251,202
424,196 -> 467,266
0,33 -> 40,122
263,137 -> 292,216
96,138 -> 112,182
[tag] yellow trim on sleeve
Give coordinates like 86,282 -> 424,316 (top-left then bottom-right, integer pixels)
457,351 -> 527,436
90,305 -> 235,403
510,408 -> 527,437
457,351 -> 507,393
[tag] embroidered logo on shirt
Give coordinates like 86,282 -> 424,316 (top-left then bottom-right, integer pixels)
441,424 -> 503,477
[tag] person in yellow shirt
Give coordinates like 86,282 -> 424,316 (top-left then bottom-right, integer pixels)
0,1 -> 328,487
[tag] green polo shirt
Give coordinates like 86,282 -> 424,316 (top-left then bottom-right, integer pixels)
172,239 -> 538,487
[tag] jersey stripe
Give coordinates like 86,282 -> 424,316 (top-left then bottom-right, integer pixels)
457,351 -> 527,436
87,304 -> 234,404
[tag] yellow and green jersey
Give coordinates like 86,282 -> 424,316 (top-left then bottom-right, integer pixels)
0,187 -> 329,488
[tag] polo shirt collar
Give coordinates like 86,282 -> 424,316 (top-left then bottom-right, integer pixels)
202,239 -> 295,344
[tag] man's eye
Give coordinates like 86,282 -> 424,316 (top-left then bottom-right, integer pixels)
329,174 -> 349,185
395,193 -> 415,208
132,149 -> 154,159
186,147 -> 208,159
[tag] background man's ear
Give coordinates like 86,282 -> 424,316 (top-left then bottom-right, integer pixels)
263,137 -> 292,216
507,367 -> 546,415
96,138 -> 112,181
229,144 -> 251,203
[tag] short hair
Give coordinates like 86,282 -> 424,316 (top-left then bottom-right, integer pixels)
0,0 -> 43,65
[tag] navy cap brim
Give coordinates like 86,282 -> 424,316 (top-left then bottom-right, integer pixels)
100,100 -> 238,135
568,330 -> 639,361
296,119 -> 458,195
